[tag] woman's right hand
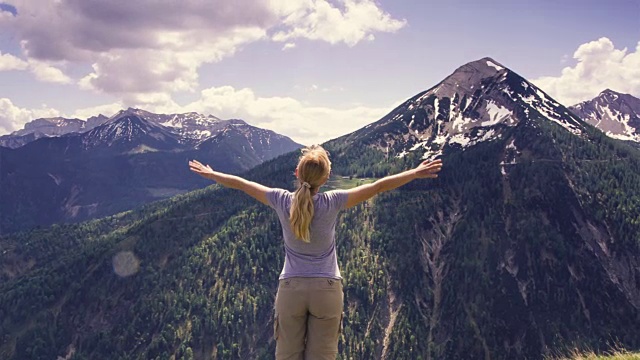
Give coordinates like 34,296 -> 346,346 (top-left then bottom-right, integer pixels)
413,159 -> 443,179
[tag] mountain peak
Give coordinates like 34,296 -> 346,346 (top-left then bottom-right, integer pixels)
601,88 -> 621,95
466,57 -> 506,72
430,57 -> 509,100
81,112 -> 183,153
99,114 -> 156,136
226,118 -> 248,126
570,90 -> 640,142
599,89 -> 624,100
454,57 -> 507,77
124,107 -> 145,114
342,56 -> 585,160
109,107 -> 150,121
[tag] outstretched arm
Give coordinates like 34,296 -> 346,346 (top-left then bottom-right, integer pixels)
344,159 -> 442,208
189,160 -> 270,205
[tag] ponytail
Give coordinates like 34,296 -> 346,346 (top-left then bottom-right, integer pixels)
290,181 -> 314,242
289,145 -> 331,243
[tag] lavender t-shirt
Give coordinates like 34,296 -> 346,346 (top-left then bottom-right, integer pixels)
266,188 -> 349,280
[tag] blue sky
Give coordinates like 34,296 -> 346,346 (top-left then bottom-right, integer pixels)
0,0 -> 638,144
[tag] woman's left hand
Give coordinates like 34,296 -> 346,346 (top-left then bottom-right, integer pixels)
189,159 -> 215,179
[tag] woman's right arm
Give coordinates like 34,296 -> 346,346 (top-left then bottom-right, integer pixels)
344,159 -> 442,208
189,160 -> 271,205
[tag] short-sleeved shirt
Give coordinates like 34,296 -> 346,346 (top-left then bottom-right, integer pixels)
266,188 -> 349,280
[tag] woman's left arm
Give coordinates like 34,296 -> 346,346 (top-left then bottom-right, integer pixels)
189,160 -> 270,205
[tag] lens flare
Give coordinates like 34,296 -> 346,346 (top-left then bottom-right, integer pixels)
112,251 -> 140,277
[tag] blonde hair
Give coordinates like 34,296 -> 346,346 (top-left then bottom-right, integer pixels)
290,145 -> 331,243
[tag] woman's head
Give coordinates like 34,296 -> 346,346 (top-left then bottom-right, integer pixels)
296,145 -> 331,189
290,145 -> 331,242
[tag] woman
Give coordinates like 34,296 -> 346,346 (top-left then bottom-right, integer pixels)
189,145 -> 442,360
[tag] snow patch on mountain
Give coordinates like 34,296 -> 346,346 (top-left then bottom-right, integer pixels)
450,128 -> 500,148
517,91 -> 583,135
500,138 -> 521,176
484,101 -> 512,127
160,115 -> 183,129
451,111 -> 476,132
600,105 -> 637,141
487,60 -> 504,71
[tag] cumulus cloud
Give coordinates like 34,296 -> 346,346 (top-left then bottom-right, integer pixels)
28,60 -> 72,84
3,0 -> 274,61
180,85 -> 395,145
0,51 -> 72,83
270,0 -> 406,46
0,98 -> 60,133
0,51 -> 27,70
1,0 -> 405,100
282,42 -> 296,51
76,27 -> 266,99
532,37 -> 640,105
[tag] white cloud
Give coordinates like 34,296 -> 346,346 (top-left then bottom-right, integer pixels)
0,51 -> 72,83
282,42 -> 296,51
0,98 -> 61,134
270,0 -> 406,46
179,85 -> 394,145
532,37 -> 640,105
76,27 -> 266,98
28,60 -> 72,84
293,83 -> 345,93
1,0 -> 405,100
0,51 -> 28,70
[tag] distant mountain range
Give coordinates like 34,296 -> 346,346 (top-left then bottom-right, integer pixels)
3,88 -> 639,152
0,108 -> 288,150
0,114 -> 109,148
1,86 -> 638,233
570,89 -> 640,143
0,109 -> 301,234
1,57 -> 639,359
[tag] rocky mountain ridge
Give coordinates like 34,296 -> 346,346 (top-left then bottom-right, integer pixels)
570,89 -> 640,143
0,110 -> 301,233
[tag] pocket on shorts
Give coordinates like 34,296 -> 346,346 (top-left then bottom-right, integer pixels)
279,278 -> 296,289
321,278 -> 342,290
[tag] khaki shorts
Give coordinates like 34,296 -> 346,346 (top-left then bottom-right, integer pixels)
274,277 -> 344,360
